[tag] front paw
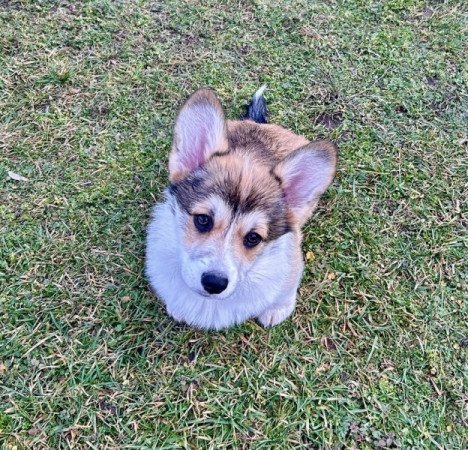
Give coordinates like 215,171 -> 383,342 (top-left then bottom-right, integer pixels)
257,302 -> 295,327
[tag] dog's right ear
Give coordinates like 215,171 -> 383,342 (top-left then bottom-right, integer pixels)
169,89 -> 228,182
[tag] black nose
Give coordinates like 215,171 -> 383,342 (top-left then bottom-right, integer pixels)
201,272 -> 229,295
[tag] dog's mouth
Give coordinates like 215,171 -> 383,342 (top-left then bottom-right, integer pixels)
194,287 -> 234,300
195,289 -> 211,298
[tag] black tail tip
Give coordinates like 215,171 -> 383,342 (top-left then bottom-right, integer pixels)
242,85 -> 268,124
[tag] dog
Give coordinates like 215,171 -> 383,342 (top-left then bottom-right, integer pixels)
146,87 -> 337,330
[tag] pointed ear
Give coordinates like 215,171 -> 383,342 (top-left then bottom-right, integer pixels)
169,89 -> 228,182
274,140 -> 337,225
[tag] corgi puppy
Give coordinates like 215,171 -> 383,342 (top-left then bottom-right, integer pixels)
146,87 -> 337,330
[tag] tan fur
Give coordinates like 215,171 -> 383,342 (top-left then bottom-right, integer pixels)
205,151 -> 281,205
227,120 -> 337,227
227,120 -> 310,161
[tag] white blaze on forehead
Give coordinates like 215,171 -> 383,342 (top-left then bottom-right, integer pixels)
237,210 -> 269,238
210,195 -> 232,222
192,195 -> 232,223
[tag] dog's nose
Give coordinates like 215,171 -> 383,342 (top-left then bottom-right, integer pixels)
201,272 -> 229,295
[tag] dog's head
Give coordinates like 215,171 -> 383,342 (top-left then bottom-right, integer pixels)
167,89 -> 336,299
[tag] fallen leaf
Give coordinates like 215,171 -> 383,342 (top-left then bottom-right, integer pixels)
8,171 -> 29,182
305,251 -> 315,261
315,361 -> 330,374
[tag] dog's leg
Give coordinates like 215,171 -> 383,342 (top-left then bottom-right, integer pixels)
256,291 -> 297,327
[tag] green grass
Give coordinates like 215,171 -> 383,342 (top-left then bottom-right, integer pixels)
0,0 -> 466,448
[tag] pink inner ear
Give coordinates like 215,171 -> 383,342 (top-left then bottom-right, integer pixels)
180,128 -> 208,172
174,102 -> 225,174
280,149 -> 335,212
283,165 -> 316,208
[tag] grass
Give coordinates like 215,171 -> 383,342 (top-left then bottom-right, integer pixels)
0,0 -> 466,448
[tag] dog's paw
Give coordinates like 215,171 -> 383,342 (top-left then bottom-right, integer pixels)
257,303 -> 295,328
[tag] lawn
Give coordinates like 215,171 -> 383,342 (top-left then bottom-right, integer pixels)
0,0 -> 466,448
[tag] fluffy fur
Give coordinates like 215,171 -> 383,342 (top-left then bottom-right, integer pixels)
146,88 -> 337,330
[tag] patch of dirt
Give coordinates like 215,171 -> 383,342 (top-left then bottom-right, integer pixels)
0,0 -> 21,10
340,371 -> 350,382
238,44 -> 253,55
386,200 -> 399,214
348,423 -> 398,448
187,350 -> 196,363
321,336 -> 337,351
98,400 -> 118,416
395,105 -> 408,114
315,112 -> 343,129
426,75 -> 438,87
428,89 -> 459,115
422,8 -> 434,18
2,37 -> 20,56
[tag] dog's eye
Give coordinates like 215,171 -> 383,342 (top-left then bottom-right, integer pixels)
244,231 -> 262,248
194,214 -> 213,233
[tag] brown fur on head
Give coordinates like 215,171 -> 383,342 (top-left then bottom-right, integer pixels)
169,89 -> 337,232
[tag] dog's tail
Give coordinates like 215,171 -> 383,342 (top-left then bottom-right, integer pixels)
242,84 -> 268,124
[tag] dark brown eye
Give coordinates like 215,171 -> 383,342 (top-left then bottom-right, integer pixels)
244,231 -> 262,248
194,214 -> 213,233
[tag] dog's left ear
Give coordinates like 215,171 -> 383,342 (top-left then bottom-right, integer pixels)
274,140 -> 337,225
169,89 -> 228,182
